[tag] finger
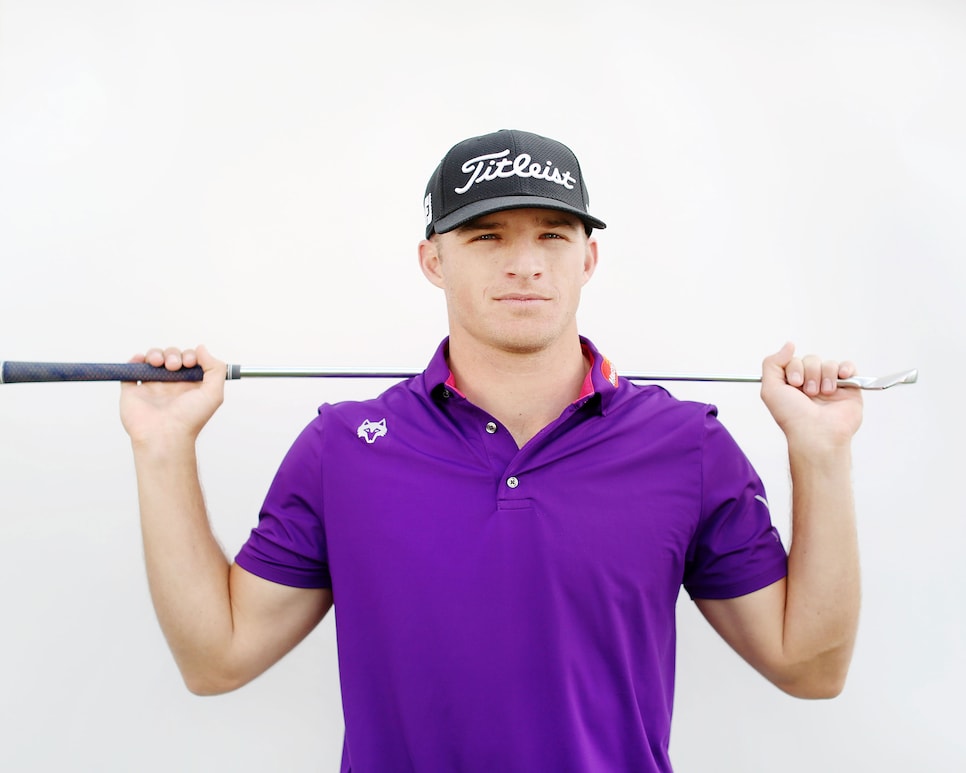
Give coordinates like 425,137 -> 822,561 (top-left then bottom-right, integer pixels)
163,346 -> 183,371
838,360 -> 857,379
181,348 -> 198,369
801,354 -> 823,396
785,355 -> 805,388
144,348 -> 165,367
820,359 -> 840,394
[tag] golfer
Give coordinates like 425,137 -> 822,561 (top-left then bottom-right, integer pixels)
121,129 -> 863,772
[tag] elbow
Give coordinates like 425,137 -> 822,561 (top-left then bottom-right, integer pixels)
765,633 -> 857,700
184,677 -> 230,697
779,672 -> 848,700
771,656 -> 851,700
170,640 -> 273,696
180,664 -> 249,697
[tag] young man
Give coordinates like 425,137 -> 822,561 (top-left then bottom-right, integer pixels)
121,129 -> 863,772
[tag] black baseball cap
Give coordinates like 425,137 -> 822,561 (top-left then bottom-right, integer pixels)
423,129 -> 607,239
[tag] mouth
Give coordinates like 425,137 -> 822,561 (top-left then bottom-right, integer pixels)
494,293 -> 551,304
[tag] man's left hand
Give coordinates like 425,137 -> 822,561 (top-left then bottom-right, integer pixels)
760,342 -> 864,449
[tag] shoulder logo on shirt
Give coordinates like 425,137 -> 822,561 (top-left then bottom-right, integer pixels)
357,418 -> 387,444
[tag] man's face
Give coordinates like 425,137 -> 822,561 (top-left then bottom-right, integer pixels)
418,208 -> 598,355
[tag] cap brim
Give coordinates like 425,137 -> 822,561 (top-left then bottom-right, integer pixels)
432,195 -> 606,235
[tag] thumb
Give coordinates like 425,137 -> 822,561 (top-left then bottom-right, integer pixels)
195,344 -> 223,374
194,344 -> 227,401
762,341 -> 803,389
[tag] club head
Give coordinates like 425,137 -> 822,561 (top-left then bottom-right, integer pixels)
840,369 -> 919,390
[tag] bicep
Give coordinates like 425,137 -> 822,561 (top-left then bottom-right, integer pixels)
221,563 -> 333,691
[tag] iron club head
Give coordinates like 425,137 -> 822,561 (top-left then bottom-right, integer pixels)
838,369 -> 919,390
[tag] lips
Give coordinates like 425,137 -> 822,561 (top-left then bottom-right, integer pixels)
494,293 -> 551,302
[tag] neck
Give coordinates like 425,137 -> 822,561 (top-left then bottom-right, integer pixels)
446,333 -> 589,448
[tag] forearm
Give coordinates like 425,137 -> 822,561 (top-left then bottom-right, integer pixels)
132,437 -> 236,690
781,440 -> 860,694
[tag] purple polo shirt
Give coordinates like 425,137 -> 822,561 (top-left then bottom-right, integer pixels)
236,337 -> 788,773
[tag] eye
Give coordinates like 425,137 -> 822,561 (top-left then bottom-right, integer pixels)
473,233 -> 500,241
541,232 -> 565,239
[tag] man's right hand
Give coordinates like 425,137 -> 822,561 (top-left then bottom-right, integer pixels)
120,345 -> 226,447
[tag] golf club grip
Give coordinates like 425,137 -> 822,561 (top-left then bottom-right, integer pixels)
1,361 -> 204,384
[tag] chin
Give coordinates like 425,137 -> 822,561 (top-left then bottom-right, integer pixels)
489,328 -> 561,355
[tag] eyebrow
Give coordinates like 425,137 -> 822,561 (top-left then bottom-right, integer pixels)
455,219 -> 504,233
455,215 -> 580,233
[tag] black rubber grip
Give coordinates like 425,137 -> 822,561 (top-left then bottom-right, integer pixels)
1,361 -> 205,384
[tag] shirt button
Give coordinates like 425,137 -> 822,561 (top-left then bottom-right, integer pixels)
485,421 -> 498,434
441,389 -> 451,399
506,476 -> 519,489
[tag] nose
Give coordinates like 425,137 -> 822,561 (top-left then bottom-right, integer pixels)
504,242 -> 545,279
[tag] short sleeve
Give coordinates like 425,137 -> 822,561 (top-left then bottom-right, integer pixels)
683,408 -> 788,600
235,418 -> 331,589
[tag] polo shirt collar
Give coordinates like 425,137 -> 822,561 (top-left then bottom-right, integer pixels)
580,335 -> 621,414
420,336 -> 621,415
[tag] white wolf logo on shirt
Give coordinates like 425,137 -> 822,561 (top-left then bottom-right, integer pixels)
357,418 -> 388,444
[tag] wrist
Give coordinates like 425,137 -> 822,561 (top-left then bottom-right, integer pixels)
129,430 -> 199,463
786,435 -> 853,477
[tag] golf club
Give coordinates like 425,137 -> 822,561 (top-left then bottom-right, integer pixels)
0,361 -> 919,390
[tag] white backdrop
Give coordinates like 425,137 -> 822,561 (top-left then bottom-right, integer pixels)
1,1 -> 962,771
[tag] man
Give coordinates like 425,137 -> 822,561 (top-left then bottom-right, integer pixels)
120,129 -> 863,772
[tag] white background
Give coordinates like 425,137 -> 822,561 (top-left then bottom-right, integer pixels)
1,1 -> 962,770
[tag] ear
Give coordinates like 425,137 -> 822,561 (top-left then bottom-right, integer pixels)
418,238 -> 446,289
581,236 -> 599,286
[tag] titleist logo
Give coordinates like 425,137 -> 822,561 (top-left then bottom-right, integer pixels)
454,149 -> 577,195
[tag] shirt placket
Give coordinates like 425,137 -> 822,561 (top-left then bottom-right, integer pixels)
440,387 -> 597,505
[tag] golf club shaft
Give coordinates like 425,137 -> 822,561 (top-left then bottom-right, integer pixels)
0,360 -> 794,386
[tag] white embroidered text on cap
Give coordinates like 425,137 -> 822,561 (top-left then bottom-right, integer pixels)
454,150 -> 577,195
